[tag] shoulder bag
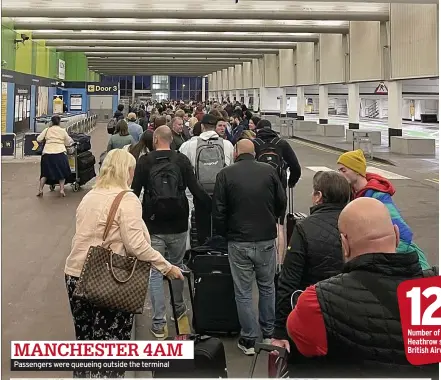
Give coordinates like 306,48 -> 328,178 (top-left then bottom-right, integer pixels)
36,127 -> 49,155
73,190 -> 152,314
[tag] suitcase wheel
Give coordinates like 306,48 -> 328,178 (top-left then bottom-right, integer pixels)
72,182 -> 80,192
49,185 -> 56,192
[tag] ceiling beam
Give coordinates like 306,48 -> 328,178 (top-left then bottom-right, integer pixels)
45,40 -> 297,49
32,31 -> 319,42
55,46 -> 279,53
88,58 -> 249,62
86,52 -> 262,58
13,21 -> 349,33
3,9 -> 389,21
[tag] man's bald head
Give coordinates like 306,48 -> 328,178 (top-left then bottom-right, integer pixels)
338,198 -> 399,262
153,125 -> 173,149
235,139 -> 255,156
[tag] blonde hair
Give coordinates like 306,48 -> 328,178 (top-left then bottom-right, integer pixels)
95,149 -> 136,190
189,117 -> 199,128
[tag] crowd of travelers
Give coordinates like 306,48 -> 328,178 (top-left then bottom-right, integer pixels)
63,98 -> 437,378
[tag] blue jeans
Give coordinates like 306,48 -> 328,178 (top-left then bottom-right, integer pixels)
149,232 -> 187,330
228,239 -> 276,340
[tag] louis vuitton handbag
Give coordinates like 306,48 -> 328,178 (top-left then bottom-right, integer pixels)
73,190 -> 151,314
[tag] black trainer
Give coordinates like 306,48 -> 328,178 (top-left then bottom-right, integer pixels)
238,337 -> 255,355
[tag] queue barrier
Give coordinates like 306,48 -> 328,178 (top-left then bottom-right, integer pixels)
66,115 -> 97,135
1,133 -> 17,157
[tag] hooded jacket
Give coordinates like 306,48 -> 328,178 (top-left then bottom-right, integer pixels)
254,127 -> 302,188
355,173 -> 430,270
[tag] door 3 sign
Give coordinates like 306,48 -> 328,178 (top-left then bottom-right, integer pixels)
86,83 -> 118,95
23,133 -> 43,156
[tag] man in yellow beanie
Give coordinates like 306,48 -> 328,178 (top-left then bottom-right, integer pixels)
337,149 -> 430,271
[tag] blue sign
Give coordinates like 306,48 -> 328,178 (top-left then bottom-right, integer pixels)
1,134 -> 16,157
23,133 -> 42,156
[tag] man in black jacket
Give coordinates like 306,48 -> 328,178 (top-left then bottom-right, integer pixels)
253,119 -> 301,190
272,171 -> 350,349
283,198 -> 438,377
132,126 -> 211,339
212,139 -> 287,356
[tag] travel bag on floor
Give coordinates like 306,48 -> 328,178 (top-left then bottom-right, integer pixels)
191,253 -> 240,335
190,209 -> 199,249
69,132 -> 91,153
286,188 -> 307,247
152,272 -> 228,378
77,151 -> 96,171
78,166 -> 96,186
249,343 -> 289,378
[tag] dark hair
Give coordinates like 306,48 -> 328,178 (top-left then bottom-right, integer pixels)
312,171 -> 351,205
219,109 -> 229,121
232,110 -> 243,120
116,120 -> 129,136
251,116 -> 261,126
51,115 -> 61,126
117,104 -> 124,112
209,109 -> 223,119
129,130 -> 152,160
244,110 -> 253,120
193,122 -> 202,136
256,119 -> 272,130
138,109 -> 146,119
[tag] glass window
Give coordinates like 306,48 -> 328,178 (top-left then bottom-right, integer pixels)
126,76 -> 133,91
135,76 -> 143,90
143,76 -> 151,90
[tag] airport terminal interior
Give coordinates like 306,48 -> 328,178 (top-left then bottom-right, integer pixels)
1,0 -> 439,378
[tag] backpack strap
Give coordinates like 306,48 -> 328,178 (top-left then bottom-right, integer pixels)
254,138 -> 264,146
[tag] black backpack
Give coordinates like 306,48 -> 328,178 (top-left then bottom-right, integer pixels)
148,154 -> 184,221
254,137 -> 286,181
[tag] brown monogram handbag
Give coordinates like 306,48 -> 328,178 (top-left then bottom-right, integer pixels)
73,190 -> 152,314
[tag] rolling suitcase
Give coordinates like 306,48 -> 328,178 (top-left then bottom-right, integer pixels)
69,132 -> 91,153
190,209 -> 199,249
286,188 -> 307,247
249,343 -> 289,378
77,151 -> 96,171
153,272 -> 228,378
190,253 -> 240,335
78,166 -> 96,185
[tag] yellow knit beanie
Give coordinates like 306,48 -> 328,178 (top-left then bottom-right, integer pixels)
337,149 -> 367,177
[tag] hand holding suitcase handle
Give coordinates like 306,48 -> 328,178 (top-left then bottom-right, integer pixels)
248,343 -> 288,378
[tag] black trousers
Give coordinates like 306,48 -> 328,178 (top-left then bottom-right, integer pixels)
65,275 -> 134,378
194,199 -> 212,246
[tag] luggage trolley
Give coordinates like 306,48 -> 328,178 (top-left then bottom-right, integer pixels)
48,143 -> 81,192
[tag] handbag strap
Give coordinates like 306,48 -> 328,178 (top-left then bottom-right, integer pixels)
103,190 -> 131,241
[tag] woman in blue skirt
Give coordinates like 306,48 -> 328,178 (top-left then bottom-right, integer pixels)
37,115 -> 74,197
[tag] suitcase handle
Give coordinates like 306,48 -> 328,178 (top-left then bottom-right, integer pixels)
167,269 -> 196,335
248,343 -> 288,378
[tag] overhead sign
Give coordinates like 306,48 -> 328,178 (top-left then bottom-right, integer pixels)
87,83 -> 118,95
1,133 -> 16,157
58,60 -> 66,80
23,133 -> 42,156
374,82 -> 388,95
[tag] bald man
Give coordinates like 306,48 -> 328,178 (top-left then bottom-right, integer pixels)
212,138 -> 287,355
132,125 -> 211,339
284,198 -> 437,377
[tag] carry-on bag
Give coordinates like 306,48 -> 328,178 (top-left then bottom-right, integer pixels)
286,188 -> 307,246
73,191 -> 151,314
249,343 -> 289,378
69,132 -> 91,153
78,166 -> 97,186
77,151 -> 96,171
190,209 -> 199,249
190,253 -> 240,335
153,271 -> 228,378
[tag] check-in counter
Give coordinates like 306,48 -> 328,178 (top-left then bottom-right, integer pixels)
34,112 -> 88,133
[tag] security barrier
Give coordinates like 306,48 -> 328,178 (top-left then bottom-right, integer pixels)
1,133 -> 17,157
66,115 -> 97,135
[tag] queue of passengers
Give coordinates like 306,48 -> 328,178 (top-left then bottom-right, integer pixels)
64,99 -> 436,378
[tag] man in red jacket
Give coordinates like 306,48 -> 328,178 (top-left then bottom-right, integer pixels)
284,197 -> 436,377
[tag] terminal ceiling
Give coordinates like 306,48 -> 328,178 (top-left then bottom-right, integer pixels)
2,0 -> 437,76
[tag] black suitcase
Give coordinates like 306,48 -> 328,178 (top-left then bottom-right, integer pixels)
285,188 -> 307,247
70,132 -> 91,153
191,254 -> 240,335
77,151 -> 96,171
153,273 -> 228,378
78,166 -> 96,186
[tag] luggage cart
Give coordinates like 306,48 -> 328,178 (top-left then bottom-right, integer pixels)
48,143 -> 81,192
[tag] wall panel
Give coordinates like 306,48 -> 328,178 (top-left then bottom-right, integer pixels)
390,4 -> 438,79
319,34 -> 344,84
349,22 -> 382,82
242,61 -> 252,89
279,49 -> 295,87
264,54 -> 279,87
296,42 -> 315,85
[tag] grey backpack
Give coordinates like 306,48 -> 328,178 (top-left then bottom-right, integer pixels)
195,137 -> 225,195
